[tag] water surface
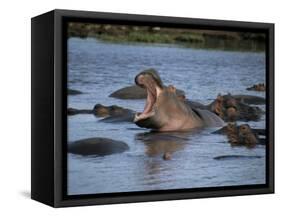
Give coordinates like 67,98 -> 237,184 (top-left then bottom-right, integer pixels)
67,38 -> 266,195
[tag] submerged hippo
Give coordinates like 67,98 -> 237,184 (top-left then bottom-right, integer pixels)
94,104 -> 135,123
184,94 -> 265,120
68,104 -> 135,123
68,137 -> 129,156
231,95 -> 265,105
213,155 -> 262,160
93,104 -> 133,117
109,84 -> 186,100
68,88 -> 83,95
247,83 -> 266,92
213,123 -> 264,147
133,69 -> 224,131
68,107 -> 93,115
208,94 -> 263,122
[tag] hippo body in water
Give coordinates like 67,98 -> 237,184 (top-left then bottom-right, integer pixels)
247,83 -> 266,92
93,104 -> 131,117
109,84 -> 186,100
133,69 -> 224,132
213,155 -> 262,160
207,94 -> 263,122
184,94 -> 265,122
68,137 -> 129,156
231,95 -> 265,105
68,108 -> 93,115
100,113 -> 135,123
68,104 -> 135,123
213,123 -> 265,147
68,88 -> 83,95
94,104 -> 135,123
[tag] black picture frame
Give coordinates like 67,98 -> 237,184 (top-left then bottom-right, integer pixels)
31,9 -> 274,207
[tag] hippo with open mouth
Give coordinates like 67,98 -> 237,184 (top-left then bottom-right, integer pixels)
133,69 -> 224,131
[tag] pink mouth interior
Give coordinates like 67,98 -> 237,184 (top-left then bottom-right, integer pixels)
135,75 -> 158,119
142,88 -> 156,115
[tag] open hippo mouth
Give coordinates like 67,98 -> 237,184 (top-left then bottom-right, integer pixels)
133,69 -> 224,131
134,69 -> 163,124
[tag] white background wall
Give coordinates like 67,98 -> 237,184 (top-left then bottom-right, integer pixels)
0,0 -> 279,216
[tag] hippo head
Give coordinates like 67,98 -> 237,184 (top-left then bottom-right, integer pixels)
93,104 -> 111,117
133,69 -> 190,131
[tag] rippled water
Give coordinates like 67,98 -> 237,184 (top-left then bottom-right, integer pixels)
67,38 -> 266,195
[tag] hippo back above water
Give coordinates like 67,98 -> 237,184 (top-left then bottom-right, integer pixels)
68,138 -> 129,156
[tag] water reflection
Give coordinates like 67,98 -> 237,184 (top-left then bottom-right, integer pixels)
134,129 -> 203,185
135,130 -> 197,157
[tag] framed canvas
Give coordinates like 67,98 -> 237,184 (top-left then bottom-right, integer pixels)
31,9 -> 274,207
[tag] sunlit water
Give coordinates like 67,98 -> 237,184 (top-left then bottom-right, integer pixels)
67,38 -> 266,195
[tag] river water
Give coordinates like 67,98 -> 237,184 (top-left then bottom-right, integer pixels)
67,38 -> 266,195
